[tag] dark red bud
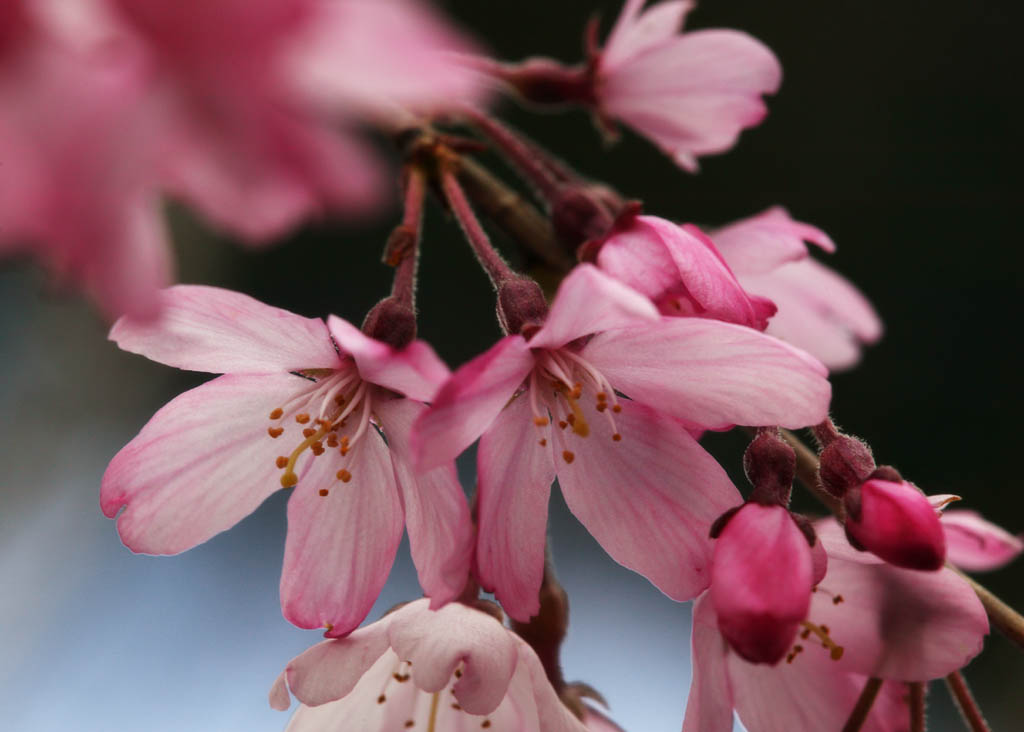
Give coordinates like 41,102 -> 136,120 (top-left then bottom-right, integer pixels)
818,436 -> 875,497
551,185 -> 618,250
361,297 -> 416,350
497,277 -> 549,337
494,58 -> 594,106
743,430 -> 796,505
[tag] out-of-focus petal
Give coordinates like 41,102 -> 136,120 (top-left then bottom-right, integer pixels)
942,510 -> 1023,572
682,594 -> 736,732
711,206 -> 835,277
603,0 -> 695,69
110,285 -> 339,373
581,318 -> 830,430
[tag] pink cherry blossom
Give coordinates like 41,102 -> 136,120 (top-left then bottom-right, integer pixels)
269,599 -> 587,732
709,503 -> 814,665
102,286 -> 471,636
711,207 -> 883,371
941,510 -> 1023,572
684,519 -> 988,731
595,215 -> 775,328
845,479 -> 947,571
414,264 -> 831,621
597,0 -> 782,171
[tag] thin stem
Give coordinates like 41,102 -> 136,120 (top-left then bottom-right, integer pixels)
945,671 -> 991,732
461,106 -> 564,201
510,554 -> 569,694
842,677 -> 884,732
386,165 -> 426,310
909,682 -> 926,732
780,428 -> 842,514
440,162 -> 518,288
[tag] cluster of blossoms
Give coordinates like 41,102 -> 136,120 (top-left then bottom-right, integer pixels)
4,1 -> 1022,731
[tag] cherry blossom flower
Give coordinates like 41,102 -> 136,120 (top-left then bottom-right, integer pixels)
844,478 -> 947,571
269,598 -> 587,732
711,207 -> 883,371
414,264 -> 831,621
683,519 -> 988,731
102,286 -> 471,636
595,215 -> 775,329
596,0 -> 782,171
942,510 -> 1023,572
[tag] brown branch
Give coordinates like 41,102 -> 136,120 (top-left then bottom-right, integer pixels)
909,682 -> 926,732
945,671 -> 991,732
842,677 -> 884,732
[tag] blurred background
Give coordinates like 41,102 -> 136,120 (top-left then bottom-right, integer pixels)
2,0 -> 1022,729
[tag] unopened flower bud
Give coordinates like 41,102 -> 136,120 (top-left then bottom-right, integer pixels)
818,435 -> 875,497
844,478 -> 946,570
550,184 -> 622,250
710,503 -> 814,664
743,430 -> 796,505
489,58 -> 594,107
497,277 -> 549,337
361,297 -> 416,349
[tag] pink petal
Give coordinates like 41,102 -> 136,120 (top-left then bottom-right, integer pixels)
283,623 -> 393,707
711,206 -> 835,277
280,425 -> 404,637
527,264 -> 658,350
810,520 -> 988,681
412,335 -> 535,470
520,644 -> 591,732
101,372 -> 302,554
280,650 -> 400,727
327,315 -> 449,402
388,600 -> 519,715
582,705 -> 627,732
603,0 -> 695,69
553,396 -> 740,601
374,396 -> 473,606
476,391 -> 557,621
710,503 -> 813,664
581,318 -> 830,430
269,671 -> 291,711
942,510 -> 1024,572
682,594 -> 736,732
741,257 -> 883,372
110,285 -> 340,373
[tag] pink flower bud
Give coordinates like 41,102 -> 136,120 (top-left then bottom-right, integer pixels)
710,503 -> 814,664
844,479 -> 947,570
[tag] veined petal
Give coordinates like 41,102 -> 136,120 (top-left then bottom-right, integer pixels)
101,372 -> 302,554
327,315 -> 449,402
374,397 -> 473,606
603,0 -> 696,69
476,391 -> 557,622
282,651 -> 399,728
942,510 -> 1024,571
388,600 -> 519,715
281,426 -> 404,637
413,336 -> 534,470
581,318 -> 830,430
110,285 -> 339,373
682,594 -> 736,732
554,396 -> 740,601
283,623 -> 393,707
527,264 -> 659,350
712,206 -> 835,277
521,644 -> 591,732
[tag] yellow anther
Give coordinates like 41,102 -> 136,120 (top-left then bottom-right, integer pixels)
269,408 -> 283,420
800,621 -> 844,661
267,427 -> 284,438
565,392 -> 590,437
295,413 -> 310,424
337,469 -> 352,483
533,416 -> 549,426
319,488 -> 329,497
562,450 -> 575,464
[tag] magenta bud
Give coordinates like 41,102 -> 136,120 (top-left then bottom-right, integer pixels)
710,503 -> 814,665
743,431 -> 796,505
844,479 -> 947,571
551,185 -> 619,250
497,277 -> 549,337
818,435 -> 875,497
361,297 -> 416,350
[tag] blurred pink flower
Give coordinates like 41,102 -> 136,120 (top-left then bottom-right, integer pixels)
102,286 -> 471,637
414,265 -> 831,621
684,518 -> 988,731
711,207 -> 883,371
942,510 -> 1023,571
597,0 -> 782,171
844,478 -> 947,571
269,598 -> 587,732
596,215 -> 775,328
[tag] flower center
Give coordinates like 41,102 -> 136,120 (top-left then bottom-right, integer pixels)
376,659 -> 494,729
265,364 -> 375,490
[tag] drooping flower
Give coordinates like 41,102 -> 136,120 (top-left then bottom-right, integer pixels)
269,598 -> 588,732
102,286 -> 472,636
595,215 -> 775,329
414,264 -> 831,621
844,478 -> 947,571
711,207 -> 883,371
941,510 -> 1023,572
595,0 -> 782,171
683,519 -> 988,731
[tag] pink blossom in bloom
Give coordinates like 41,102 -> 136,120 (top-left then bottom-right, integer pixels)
683,519 -> 988,731
595,215 -> 775,329
709,503 -> 815,665
596,0 -> 782,171
102,286 -> 471,636
844,478 -> 947,571
0,2 -> 171,320
941,509 -> 1023,571
414,264 -> 831,621
269,599 -> 587,732
712,207 -> 883,371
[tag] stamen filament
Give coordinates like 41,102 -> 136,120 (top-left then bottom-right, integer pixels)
280,423 -> 329,487
799,621 -> 844,660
